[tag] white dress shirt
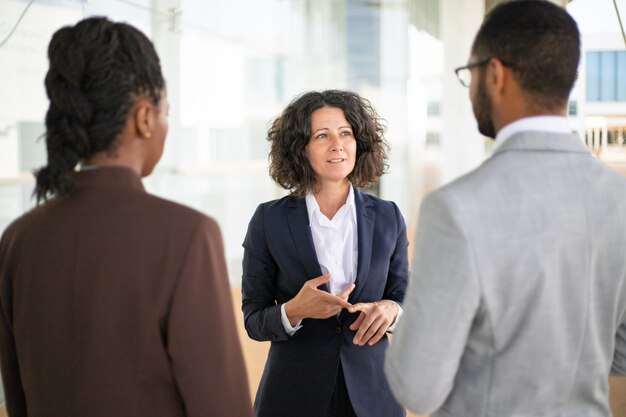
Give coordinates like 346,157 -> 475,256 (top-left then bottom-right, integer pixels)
305,185 -> 359,297
280,185 -> 402,335
494,115 -> 572,150
280,186 -> 357,335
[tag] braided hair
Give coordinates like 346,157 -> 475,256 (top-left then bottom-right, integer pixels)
35,17 -> 165,203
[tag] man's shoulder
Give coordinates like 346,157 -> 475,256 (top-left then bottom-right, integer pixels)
425,163 -> 492,206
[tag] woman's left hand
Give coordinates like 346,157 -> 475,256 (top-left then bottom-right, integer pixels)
348,300 -> 399,346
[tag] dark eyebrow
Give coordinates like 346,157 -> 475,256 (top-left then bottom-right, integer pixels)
312,128 -> 329,135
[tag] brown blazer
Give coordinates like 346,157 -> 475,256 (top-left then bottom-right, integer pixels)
0,166 -> 253,417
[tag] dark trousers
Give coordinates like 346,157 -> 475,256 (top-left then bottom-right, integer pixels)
327,363 -> 357,417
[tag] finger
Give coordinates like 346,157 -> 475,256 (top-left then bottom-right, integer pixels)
337,283 -> 355,301
337,283 -> 354,299
307,274 -> 331,288
357,316 -> 385,346
349,311 -> 366,331
348,302 -> 367,314
318,291 -> 352,309
320,305 -> 342,319
367,325 -> 388,346
353,310 -> 379,344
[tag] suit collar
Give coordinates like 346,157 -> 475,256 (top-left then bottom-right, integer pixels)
494,116 -> 571,150
492,131 -> 589,157
285,197 -> 325,286
72,166 -> 145,192
354,187 -> 374,209
353,188 -> 375,301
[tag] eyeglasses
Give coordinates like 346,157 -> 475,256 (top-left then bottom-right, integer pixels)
454,57 -> 492,88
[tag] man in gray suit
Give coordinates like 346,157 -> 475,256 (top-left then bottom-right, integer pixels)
385,1 -> 626,416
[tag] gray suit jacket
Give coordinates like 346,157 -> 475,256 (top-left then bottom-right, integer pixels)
385,132 -> 626,416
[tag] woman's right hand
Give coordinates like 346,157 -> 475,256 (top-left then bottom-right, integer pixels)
284,274 -> 354,326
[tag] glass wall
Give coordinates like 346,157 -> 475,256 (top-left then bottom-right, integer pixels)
586,51 -> 626,102
3,0 -> 619,292
1,0 -> 444,287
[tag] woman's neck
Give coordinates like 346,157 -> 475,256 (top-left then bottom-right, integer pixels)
313,181 -> 351,220
84,143 -> 145,177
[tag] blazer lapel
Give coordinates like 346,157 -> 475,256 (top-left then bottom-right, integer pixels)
353,188 -> 375,301
285,196 -> 327,290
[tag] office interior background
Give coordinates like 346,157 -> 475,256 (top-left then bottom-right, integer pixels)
1,0 -> 625,414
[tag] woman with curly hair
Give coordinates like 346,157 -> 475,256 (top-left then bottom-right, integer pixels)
242,90 -> 409,417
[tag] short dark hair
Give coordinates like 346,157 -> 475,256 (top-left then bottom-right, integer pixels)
35,17 -> 165,203
268,90 -> 388,198
471,0 -> 580,110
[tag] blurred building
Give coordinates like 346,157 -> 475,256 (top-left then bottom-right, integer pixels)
0,0 -> 623,283
568,0 -> 626,164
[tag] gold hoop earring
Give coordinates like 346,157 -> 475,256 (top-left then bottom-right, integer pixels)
144,132 -> 152,139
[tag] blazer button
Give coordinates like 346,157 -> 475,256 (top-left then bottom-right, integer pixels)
335,326 -> 342,334
268,334 -> 277,340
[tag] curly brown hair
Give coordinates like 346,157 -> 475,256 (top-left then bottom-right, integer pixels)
268,90 -> 388,198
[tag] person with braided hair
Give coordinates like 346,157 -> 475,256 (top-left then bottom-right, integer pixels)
0,17 -> 253,417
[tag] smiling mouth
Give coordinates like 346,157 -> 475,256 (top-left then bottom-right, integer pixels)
327,158 -> 346,163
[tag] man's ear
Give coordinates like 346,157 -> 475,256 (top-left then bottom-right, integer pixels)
487,58 -> 508,99
132,98 -> 155,139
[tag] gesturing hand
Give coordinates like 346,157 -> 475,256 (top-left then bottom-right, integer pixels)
348,300 -> 399,346
284,274 -> 355,326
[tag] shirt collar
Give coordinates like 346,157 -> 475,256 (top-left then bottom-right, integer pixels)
305,184 -> 356,226
494,116 -> 571,151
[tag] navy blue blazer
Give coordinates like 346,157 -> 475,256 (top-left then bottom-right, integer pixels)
242,188 -> 409,417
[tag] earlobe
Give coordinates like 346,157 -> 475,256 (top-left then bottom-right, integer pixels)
133,99 -> 153,139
